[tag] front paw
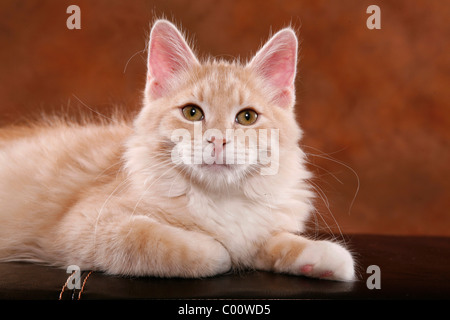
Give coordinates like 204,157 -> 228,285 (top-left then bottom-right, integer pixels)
293,240 -> 355,281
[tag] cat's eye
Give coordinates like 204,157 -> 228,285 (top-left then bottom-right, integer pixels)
182,104 -> 204,121
235,109 -> 258,126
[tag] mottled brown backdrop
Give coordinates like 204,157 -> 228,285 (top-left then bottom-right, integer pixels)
1,0 -> 449,236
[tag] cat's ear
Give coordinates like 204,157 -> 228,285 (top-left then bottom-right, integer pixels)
247,28 -> 298,109
146,20 -> 199,99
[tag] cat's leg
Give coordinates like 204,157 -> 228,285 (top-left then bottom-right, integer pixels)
62,215 -> 232,278
254,232 -> 355,281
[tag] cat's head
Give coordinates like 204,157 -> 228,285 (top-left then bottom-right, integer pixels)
129,20 -> 305,192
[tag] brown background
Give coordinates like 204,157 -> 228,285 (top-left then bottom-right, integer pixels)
0,0 -> 449,236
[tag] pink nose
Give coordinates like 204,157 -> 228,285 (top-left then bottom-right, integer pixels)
208,136 -> 227,152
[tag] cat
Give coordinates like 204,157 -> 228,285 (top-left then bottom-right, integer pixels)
0,20 -> 355,281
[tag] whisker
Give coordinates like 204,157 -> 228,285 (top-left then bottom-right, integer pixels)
130,164 -> 179,218
307,152 -> 360,216
94,159 -> 127,181
93,176 -> 133,248
123,49 -> 145,74
304,159 -> 344,185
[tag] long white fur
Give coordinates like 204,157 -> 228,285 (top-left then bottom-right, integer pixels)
0,20 -> 355,281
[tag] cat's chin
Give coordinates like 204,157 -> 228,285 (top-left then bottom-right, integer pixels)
198,162 -> 250,177
185,163 -> 253,190
200,163 -> 232,171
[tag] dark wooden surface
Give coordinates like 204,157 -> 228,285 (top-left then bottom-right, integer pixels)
1,234 -> 449,300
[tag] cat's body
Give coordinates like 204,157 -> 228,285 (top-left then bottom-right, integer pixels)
0,20 -> 355,280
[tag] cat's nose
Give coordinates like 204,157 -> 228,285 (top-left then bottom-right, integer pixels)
208,136 -> 227,146
207,136 -> 227,153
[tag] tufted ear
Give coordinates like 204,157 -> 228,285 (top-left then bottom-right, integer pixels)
247,28 -> 298,108
146,20 -> 199,99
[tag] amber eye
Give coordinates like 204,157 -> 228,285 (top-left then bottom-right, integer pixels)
236,109 -> 258,125
182,104 -> 204,121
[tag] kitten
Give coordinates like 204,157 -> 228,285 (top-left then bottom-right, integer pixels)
0,20 -> 355,281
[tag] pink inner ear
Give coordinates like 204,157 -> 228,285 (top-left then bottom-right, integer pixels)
147,20 -> 198,98
274,86 -> 294,109
248,29 -> 298,107
263,50 -> 296,88
148,42 -> 174,82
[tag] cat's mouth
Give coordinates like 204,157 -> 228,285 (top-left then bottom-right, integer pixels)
199,163 -> 233,171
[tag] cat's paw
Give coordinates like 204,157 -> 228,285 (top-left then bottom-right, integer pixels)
177,235 -> 232,278
200,240 -> 233,276
293,240 -> 355,281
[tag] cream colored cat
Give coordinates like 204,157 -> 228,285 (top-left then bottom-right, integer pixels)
0,20 -> 355,281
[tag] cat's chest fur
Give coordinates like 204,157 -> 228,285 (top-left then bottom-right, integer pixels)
144,185 -> 294,265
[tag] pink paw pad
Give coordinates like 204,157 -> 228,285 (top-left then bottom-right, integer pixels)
319,271 -> 334,278
300,264 -> 314,274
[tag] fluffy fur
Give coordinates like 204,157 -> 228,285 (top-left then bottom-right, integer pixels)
0,20 -> 354,281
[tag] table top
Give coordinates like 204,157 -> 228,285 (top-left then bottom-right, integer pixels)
1,234 -> 449,300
